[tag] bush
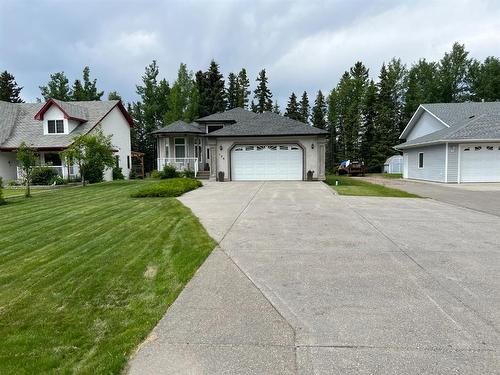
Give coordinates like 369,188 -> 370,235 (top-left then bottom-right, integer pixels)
182,169 -> 195,179
31,166 -> 59,185
150,170 -> 162,179
0,177 -> 5,205
49,175 -> 66,185
161,165 -> 178,179
129,170 -> 138,180
131,178 -> 202,198
112,166 -> 124,180
84,163 -> 105,184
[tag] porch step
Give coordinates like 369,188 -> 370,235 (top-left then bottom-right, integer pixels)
197,171 -> 210,180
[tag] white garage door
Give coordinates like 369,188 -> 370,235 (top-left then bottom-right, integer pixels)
460,144 -> 500,182
231,144 -> 303,181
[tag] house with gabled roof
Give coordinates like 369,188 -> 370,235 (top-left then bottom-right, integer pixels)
153,107 -> 328,181
396,102 -> 500,183
0,98 -> 133,182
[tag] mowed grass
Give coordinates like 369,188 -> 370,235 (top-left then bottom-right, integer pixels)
0,180 -> 216,374
325,174 -> 420,197
366,173 -> 403,179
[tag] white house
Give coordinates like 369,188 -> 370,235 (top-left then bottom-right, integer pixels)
0,98 -> 133,182
153,108 -> 328,181
396,102 -> 500,183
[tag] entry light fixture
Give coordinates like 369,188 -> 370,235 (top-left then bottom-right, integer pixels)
219,145 -> 223,151
311,143 -> 315,149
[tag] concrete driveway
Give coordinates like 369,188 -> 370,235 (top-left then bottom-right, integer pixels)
361,177 -> 500,217
128,181 -> 500,374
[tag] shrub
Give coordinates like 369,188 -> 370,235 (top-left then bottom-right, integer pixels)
161,165 -> 178,179
0,177 -> 5,205
31,166 -> 59,185
129,170 -> 138,180
182,169 -> 195,179
49,175 -> 66,185
112,166 -> 124,180
150,170 -> 162,179
84,162 -> 105,184
131,178 -> 202,198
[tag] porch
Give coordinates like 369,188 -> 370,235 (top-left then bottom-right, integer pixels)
15,151 -> 79,181
157,157 -> 199,177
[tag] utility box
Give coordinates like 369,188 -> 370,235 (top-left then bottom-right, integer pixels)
307,170 -> 314,181
218,171 -> 225,182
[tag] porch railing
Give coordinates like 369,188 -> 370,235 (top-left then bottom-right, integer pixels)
157,158 -> 198,177
17,165 -> 79,181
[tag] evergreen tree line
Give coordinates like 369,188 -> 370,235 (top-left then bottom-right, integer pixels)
1,42 -> 499,172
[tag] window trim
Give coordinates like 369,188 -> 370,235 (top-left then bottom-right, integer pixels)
418,152 -> 424,169
174,137 -> 186,159
47,119 -> 65,134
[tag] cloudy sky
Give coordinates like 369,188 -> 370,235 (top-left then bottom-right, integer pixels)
1,0 -> 499,106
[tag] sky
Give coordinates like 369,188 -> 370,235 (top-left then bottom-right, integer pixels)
1,0 -> 499,107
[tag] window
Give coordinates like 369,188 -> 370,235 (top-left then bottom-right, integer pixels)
48,119 -> 64,134
207,125 -> 223,133
206,147 -> 210,159
127,156 -> 130,169
487,146 -> 494,151
174,138 -> 185,159
475,146 -> 482,151
115,155 -> 120,167
418,152 -> 424,168
194,138 -> 202,159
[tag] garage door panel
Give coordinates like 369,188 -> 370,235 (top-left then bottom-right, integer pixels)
231,144 -> 303,181
460,144 -> 500,183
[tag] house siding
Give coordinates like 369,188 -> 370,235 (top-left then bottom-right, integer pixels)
406,111 -> 447,141
405,144 -> 446,182
447,143 -> 459,183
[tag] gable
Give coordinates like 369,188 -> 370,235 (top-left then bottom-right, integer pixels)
406,111 -> 447,141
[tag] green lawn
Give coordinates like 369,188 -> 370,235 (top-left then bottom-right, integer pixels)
325,174 -> 420,197
0,180 -> 216,374
2,187 -> 54,198
366,173 -> 403,179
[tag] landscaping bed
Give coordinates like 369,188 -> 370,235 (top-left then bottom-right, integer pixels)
325,174 -> 420,197
0,180 -> 215,374
130,178 -> 202,198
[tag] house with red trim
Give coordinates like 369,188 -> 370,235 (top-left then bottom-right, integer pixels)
0,98 -> 133,182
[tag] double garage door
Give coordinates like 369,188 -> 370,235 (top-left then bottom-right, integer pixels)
460,143 -> 500,182
231,144 -> 303,181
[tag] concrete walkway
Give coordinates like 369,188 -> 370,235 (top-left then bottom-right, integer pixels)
128,181 -> 500,374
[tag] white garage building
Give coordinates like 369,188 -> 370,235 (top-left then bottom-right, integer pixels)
396,102 -> 500,183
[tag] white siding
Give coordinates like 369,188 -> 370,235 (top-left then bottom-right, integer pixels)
43,105 -> 69,134
447,144 -> 459,183
93,107 -> 132,180
0,152 -> 18,181
404,144 -> 446,182
406,112 -> 447,141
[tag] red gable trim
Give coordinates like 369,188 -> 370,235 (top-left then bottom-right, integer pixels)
115,101 -> 134,127
34,98 -> 87,122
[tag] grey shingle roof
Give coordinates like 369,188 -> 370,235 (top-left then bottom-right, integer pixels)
0,100 -> 121,149
421,102 -> 500,127
0,101 -> 19,144
206,111 -> 328,137
396,112 -> 500,149
152,120 -> 204,134
196,107 -> 259,123
52,99 -> 89,121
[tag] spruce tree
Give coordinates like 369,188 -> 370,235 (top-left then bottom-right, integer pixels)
81,66 -> 104,100
284,92 -> 300,120
195,70 -> 210,117
272,100 -> 281,114
299,91 -> 310,123
250,100 -> 258,113
226,72 -> 238,109
0,71 -> 23,103
71,79 -> 86,101
236,68 -> 250,108
39,72 -> 72,101
327,88 -> 340,169
205,60 -> 226,114
108,91 -> 121,100
469,56 -> 500,101
165,63 -> 195,123
253,69 -> 273,113
311,90 -> 327,129
359,80 -> 377,170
